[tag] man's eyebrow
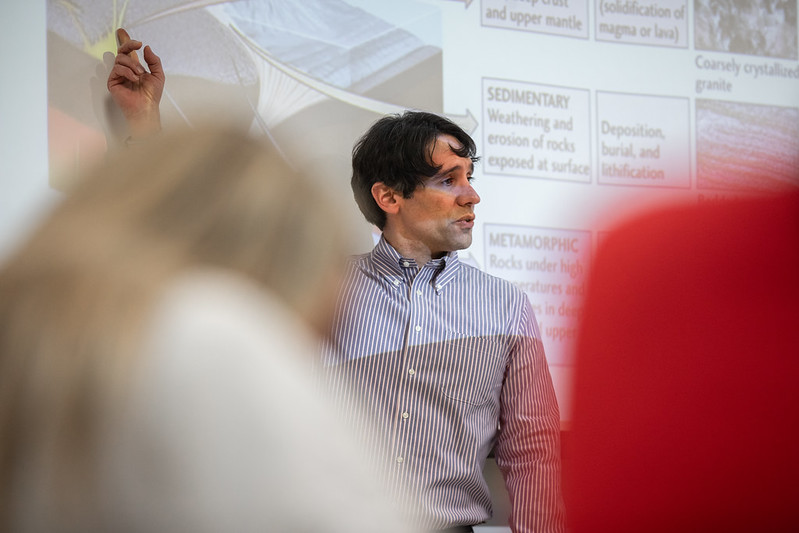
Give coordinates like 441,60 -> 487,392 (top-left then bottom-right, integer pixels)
436,161 -> 474,177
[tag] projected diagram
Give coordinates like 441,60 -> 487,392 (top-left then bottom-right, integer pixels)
46,0 -> 462,197
695,0 -> 797,59
477,0 -> 798,194
45,0 -> 799,414
696,99 -> 799,191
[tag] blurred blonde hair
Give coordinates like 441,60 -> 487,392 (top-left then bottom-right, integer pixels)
0,126 -> 350,531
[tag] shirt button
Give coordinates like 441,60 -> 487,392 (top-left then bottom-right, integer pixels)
402,261 -> 410,267
396,456 -> 404,463
392,279 -> 400,286
435,284 -> 442,290
408,368 -> 416,375
414,325 -> 421,332
416,289 -> 422,296
401,412 -> 409,419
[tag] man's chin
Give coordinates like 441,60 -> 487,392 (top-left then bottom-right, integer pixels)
450,235 -> 473,252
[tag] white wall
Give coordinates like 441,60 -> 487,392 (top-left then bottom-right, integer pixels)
0,0 -> 59,263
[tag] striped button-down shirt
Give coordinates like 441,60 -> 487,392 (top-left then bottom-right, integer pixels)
322,237 -> 565,532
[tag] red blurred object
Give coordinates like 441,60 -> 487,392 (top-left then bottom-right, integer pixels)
565,191 -> 799,532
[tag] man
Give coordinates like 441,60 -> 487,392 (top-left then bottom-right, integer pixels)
107,30 -> 565,533
322,112 -> 565,533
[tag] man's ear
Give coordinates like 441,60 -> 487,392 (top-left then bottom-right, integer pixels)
371,182 -> 401,215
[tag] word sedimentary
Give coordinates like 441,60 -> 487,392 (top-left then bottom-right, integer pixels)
486,86 -> 570,108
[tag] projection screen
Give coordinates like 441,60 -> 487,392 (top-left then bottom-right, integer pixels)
3,0 -> 799,421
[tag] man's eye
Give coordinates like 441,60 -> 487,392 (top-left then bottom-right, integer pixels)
442,178 -> 454,186
468,176 -> 476,183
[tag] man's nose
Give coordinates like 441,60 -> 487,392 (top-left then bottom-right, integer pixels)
459,184 -> 481,206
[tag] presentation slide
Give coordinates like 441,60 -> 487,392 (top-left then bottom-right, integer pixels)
2,0 -> 798,421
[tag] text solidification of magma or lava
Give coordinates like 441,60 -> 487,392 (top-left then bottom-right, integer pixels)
602,0 -> 674,18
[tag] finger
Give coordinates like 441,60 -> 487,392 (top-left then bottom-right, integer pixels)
117,39 -> 141,61
115,53 -> 146,76
117,39 -> 143,55
142,45 -> 165,82
108,64 -> 140,85
116,27 -> 140,63
116,28 -> 131,46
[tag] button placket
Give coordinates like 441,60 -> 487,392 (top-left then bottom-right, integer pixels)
395,264 -> 434,471
408,275 -> 426,340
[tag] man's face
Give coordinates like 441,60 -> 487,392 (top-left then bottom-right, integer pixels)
391,134 -> 480,258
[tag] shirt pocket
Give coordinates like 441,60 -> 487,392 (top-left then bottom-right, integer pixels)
438,334 -> 507,406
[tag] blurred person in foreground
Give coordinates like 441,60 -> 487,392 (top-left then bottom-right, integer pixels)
106,29 -> 566,533
565,191 -> 799,532
0,126 -> 414,533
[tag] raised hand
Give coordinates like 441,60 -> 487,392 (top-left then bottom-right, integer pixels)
107,28 -> 164,139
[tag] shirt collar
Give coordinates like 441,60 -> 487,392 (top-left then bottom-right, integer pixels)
370,236 -> 461,293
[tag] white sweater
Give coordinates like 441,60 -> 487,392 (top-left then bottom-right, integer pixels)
96,270 -> 413,533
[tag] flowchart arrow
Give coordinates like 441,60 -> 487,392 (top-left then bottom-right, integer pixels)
446,108 -> 478,135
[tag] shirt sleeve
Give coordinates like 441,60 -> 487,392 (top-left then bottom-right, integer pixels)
494,295 -> 566,533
